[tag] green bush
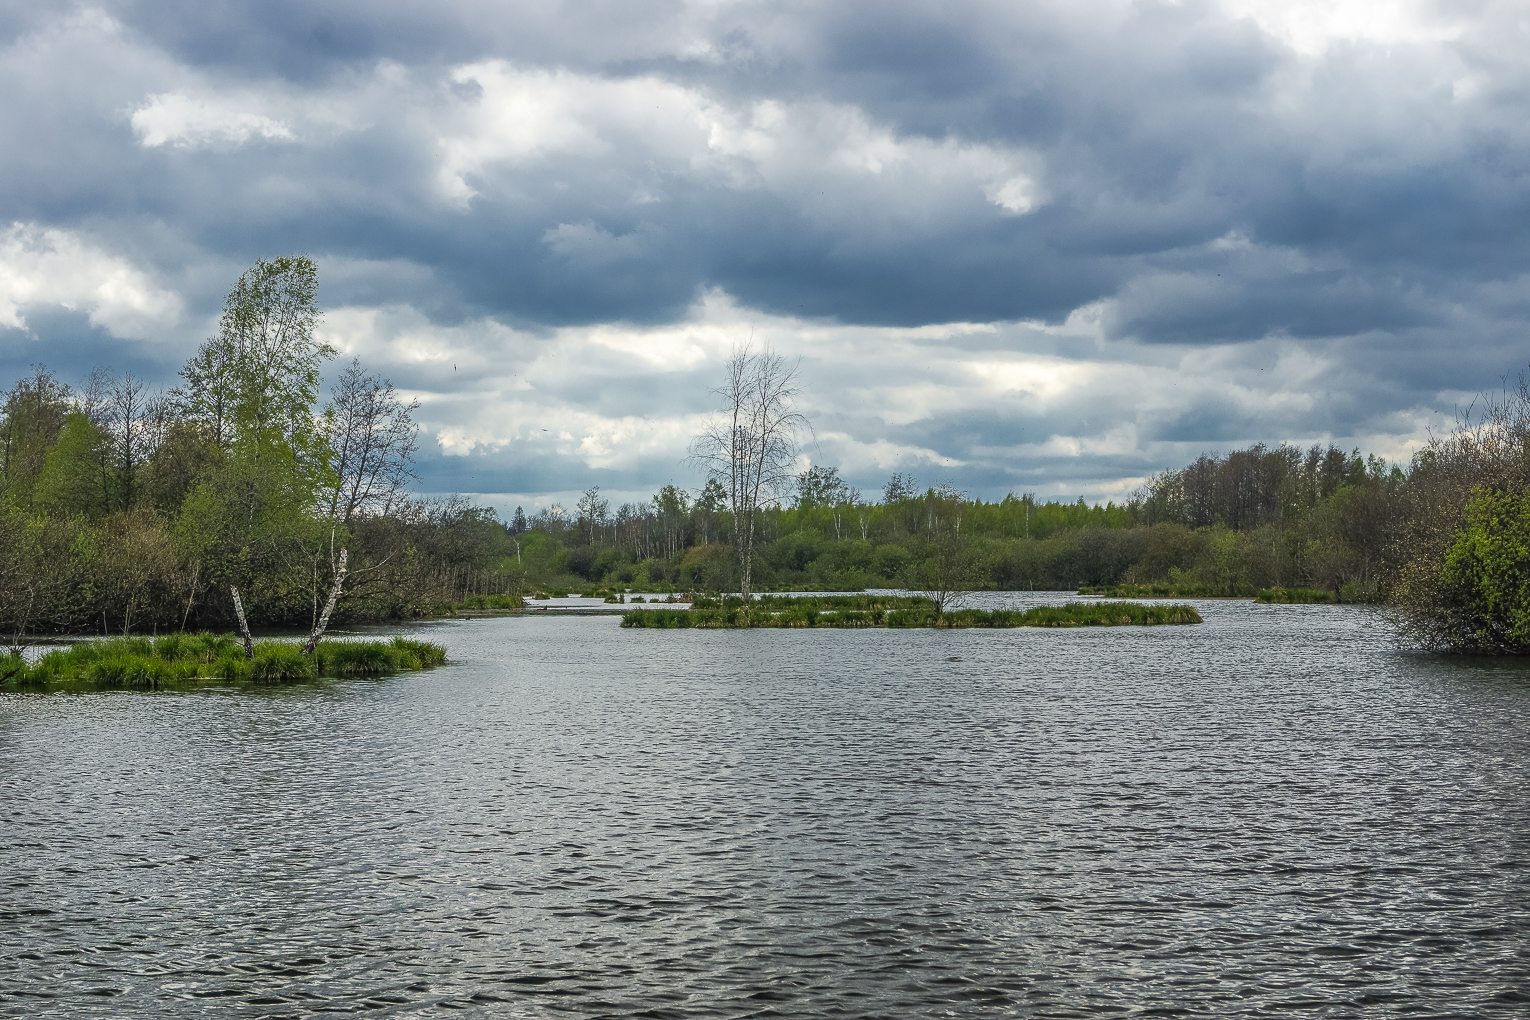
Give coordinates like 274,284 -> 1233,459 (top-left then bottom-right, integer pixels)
621,609 -> 697,628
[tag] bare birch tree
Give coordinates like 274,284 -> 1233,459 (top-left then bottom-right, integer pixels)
689,345 -> 810,602
299,358 -> 420,653
323,358 -> 419,527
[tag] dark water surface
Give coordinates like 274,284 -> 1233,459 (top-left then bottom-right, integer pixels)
3,597 -> 1529,1017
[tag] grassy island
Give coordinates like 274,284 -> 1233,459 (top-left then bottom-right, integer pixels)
1078,583 -> 1341,603
1254,587 -> 1337,604
0,633 -> 447,691
1078,583 -> 1245,599
435,593 -> 525,614
622,595 -> 1201,629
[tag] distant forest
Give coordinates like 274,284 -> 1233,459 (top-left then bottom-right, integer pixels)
508,376 -> 1530,654
5,254 -> 1528,654
505,443 -> 1399,602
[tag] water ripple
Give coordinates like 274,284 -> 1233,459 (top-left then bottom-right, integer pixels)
2,598 -> 1529,1016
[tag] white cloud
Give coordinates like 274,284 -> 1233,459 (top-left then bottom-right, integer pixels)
0,223 -> 181,336
315,287 -> 1445,502
1218,0 -> 1466,55
131,92 -> 294,147
435,60 -> 1043,216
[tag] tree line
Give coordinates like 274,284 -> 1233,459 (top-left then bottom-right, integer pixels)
0,256 -> 518,645
512,344 -> 1530,653
7,269 -> 1526,654
503,445 -> 1395,600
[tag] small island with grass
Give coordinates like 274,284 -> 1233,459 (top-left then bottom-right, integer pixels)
622,594 -> 1201,629
1,634 -> 447,691
1079,583 -> 1339,603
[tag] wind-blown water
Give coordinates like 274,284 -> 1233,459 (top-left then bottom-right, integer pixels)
2,596 -> 1528,1017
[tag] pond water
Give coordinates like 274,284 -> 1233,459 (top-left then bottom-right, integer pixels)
2,595 -> 1529,1017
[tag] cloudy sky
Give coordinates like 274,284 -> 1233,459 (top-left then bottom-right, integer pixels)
1,0 -> 1526,513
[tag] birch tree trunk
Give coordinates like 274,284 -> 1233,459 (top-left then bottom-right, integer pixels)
230,585 -> 254,660
301,548 -> 347,655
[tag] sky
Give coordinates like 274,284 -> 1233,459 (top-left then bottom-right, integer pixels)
1,0 -> 1527,515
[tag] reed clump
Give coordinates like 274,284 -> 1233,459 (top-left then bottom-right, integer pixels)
435,593 -> 525,614
1078,583 -> 1240,599
690,594 -> 929,612
0,634 -> 447,690
1254,587 -> 1337,604
622,599 -> 1201,629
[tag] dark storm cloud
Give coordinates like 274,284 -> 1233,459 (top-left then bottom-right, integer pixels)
10,1 -> 1524,333
2,0 -> 1526,500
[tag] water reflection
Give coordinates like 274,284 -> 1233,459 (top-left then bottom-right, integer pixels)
2,598 -> 1528,1016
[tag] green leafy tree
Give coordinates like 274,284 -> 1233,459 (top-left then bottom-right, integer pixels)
0,367 -> 72,506
33,412 -> 111,518
1433,487 -> 1530,652
693,478 -> 727,545
180,255 -> 333,466
794,465 -> 855,509
651,484 -> 689,558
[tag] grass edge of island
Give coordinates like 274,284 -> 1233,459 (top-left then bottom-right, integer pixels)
622,599 -> 1202,629
0,633 -> 448,691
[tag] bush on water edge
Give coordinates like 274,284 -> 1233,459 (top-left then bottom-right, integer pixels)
622,600 -> 1202,629
0,634 -> 448,690
1254,587 -> 1338,604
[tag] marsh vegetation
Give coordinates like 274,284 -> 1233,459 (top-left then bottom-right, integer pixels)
621,595 -> 1201,629
0,634 -> 446,690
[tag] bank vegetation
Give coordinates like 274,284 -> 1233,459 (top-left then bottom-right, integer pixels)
0,257 -> 521,645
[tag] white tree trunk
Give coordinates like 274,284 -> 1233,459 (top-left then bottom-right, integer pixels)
230,585 -> 254,660
301,549 -> 348,655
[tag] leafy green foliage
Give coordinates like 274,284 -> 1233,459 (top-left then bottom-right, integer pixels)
0,258 -> 523,638
1430,488 -> 1530,651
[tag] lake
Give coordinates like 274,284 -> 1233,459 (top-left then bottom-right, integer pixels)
2,595 -> 1528,1017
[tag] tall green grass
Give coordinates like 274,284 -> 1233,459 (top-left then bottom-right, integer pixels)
0,633 -> 448,690
437,593 -> 525,613
1078,583 -> 1240,599
690,594 -> 930,612
622,599 -> 1202,629
1254,587 -> 1337,604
